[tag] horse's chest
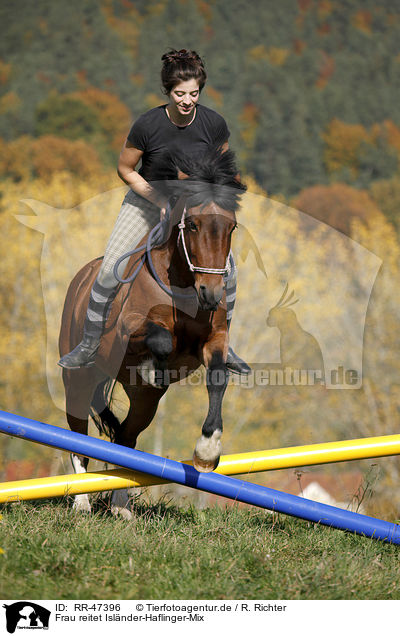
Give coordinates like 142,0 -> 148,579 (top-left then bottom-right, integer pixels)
174,319 -> 211,355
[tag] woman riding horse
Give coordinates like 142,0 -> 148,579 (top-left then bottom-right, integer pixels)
58,48 -> 249,375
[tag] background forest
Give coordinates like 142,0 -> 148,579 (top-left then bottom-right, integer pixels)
1,0 -> 400,518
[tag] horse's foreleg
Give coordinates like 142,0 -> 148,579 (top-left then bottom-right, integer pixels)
137,322 -> 173,388
110,384 -> 168,518
193,349 -> 229,472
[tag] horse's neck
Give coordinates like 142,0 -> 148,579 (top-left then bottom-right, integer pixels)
149,227 -> 194,289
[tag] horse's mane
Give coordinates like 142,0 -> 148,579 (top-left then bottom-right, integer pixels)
149,145 -> 247,212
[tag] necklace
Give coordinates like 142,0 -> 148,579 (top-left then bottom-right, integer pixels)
165,106 -> 196,127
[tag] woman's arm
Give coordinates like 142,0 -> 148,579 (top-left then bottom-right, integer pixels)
117,139 -> 169,215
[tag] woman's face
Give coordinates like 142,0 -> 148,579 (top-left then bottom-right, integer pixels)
169,79 -> 200,117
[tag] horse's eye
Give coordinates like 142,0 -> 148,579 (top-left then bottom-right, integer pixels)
186,219 -> 197,232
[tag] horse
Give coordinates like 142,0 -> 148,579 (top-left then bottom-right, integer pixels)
59,147 -> 247,513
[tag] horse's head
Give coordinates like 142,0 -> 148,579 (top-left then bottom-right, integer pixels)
164,146 -> 247,311
178,200 -> 237,310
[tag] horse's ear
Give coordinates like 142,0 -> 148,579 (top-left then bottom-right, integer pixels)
177,168 -> 190,180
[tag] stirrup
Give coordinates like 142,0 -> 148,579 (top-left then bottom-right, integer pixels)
226,346 -> 251,375
58,337 -> 100,370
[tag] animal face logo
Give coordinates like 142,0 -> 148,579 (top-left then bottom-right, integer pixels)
266,283 -> 299,327
2,602 -> 50,634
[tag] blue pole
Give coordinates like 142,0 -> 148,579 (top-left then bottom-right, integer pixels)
0,409 -> 399,544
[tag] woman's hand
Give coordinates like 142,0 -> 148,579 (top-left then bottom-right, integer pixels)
160,198 -> 172,221
160,206 -> 167,221
118,140 -> 170,218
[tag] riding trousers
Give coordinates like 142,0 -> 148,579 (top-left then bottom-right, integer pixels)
92,189 -> 237,322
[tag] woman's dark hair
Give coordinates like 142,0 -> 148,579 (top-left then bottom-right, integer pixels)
161,49 -> 207,94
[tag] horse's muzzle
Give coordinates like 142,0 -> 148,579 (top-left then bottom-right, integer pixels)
197,284 -> 223,311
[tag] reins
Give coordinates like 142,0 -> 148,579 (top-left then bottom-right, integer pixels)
113,205 -> 234,299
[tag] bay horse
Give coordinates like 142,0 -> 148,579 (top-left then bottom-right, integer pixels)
59,147 -> 246,513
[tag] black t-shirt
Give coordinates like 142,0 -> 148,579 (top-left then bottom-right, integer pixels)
127,103 -> 230,180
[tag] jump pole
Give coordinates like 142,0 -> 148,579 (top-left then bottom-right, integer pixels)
2,433 -> 400,504
1,410 -> 400,544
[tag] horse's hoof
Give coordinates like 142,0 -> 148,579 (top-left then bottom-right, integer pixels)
72,494 -> 92,513
192,452 -> 220,473
111,506 -> 133,520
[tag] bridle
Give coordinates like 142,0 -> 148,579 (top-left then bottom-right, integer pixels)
113,204 -> 234,299
177,205 -> 231,275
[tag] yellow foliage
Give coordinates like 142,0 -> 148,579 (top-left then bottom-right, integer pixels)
195,0 -> 213,21
72,87 -> 132,151
131,73 -> 145,86
32,135 -> 106,180
0,135 -> 108,183
239,103 -> 259,154
205,85 -> 223,108
0,60 -> 12,85
248,45 -> 289,66
1,170 -> 400,513
0,91 -> 21,115
372,120 -> 400,157
322,118 -> 371,175
0,171 -> 123,425
323,118 -> 400,176
248,45 -> 269,61
146,1 -> 167,17
317,0 -> 334,19
101,0 -> 142,58
352,10 -> 373,34
267,47 -> 290,66
145,93 -> 164,109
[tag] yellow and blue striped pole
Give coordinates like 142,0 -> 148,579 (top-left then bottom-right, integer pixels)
1,433 -> 400,503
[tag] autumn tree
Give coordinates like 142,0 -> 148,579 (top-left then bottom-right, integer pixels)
291,182 -> 383,236
34,92 -> 100,140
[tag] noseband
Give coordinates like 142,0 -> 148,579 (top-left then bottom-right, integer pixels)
177,206 -> 230,275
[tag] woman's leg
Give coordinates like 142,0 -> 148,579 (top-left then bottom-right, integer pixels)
224,255 -> 251,375
58,192 -> 160,369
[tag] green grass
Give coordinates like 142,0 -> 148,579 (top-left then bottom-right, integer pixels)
0,496 -> 399,600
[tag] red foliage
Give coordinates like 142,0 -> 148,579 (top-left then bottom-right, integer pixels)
316,51 -> 335,89
352,10 -> 373,34
5,460 -> 52,481
293,39 -> 307,55
317,22 -> 331,35
297,0 -> 313,11
292,183 -> 383,236
6,460 -> 36,481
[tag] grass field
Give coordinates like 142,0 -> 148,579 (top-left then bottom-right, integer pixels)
0,495 -> 399,600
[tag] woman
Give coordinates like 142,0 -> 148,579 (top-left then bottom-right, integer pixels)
58,49 -> 249,375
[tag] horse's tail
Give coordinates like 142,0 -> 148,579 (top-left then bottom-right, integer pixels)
89,378 -> 121,442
